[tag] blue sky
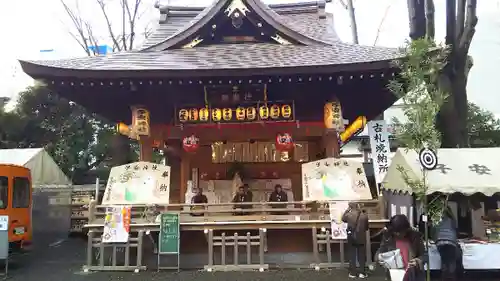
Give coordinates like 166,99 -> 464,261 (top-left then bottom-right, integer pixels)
1,0 -> 499,115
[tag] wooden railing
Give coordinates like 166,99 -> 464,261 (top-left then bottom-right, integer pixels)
86,199 -> 386,227
82,199 -> 387,272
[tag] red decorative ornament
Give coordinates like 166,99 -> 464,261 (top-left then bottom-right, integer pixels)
275,133 -> 294,152
182,135 -> 200,153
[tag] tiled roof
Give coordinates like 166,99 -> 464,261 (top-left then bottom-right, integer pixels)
140,5 -> 339,49
19,43 -> 402,78
19,0 -> 403,78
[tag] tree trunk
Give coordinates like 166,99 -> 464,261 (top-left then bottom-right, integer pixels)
452,64 -> 470,147
407,0 -> 427,39
436,59 -> 469,148
346,0 -> 359,44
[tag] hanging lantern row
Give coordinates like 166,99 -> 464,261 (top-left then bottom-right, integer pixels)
275,133 -> 294,152
50,72 -> 396,87
182,135 -> 200,153
178,104 -> 292,123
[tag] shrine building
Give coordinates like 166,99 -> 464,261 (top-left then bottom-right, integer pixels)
19,0 -> 403,270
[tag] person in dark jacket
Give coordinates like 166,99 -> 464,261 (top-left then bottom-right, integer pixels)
268,184 -> 288,215
342,202 -> 370,279
377,214 -> 427,281
190,187 -> 208,216
243,183 -> 253,202
431,206 -> 463,281
232,185 -> 252,215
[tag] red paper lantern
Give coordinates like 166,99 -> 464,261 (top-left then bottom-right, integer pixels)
275,133 -> 294,152
182,135 -> 200,153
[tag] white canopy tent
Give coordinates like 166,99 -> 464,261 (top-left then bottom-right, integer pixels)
0,148 -> 71,188
382,147 -> 500,196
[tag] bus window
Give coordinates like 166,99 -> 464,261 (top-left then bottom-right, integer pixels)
0,177 -> 7,209
13,177 -> 30,208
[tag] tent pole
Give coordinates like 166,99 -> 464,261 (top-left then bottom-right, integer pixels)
423,171 -> 430,281
94,177 -> 100,203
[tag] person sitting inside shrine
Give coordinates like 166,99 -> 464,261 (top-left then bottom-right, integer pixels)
232,185 -> 253,215
190,187 -> 208,216
243,183 -> 253,202
268,184 -> 288,215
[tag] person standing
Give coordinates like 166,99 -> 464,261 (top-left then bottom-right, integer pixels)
342,202 -> 370,279
432,206 -> 463,281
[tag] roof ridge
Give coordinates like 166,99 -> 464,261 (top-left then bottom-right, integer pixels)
157,1 -> 329,15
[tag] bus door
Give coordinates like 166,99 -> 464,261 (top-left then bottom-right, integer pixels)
0,176 -> 7,217
10,176 -> 31,243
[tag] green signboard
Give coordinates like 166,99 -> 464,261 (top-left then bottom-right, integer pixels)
159,212 -> 180,254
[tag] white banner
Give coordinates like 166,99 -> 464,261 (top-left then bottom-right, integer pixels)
429,242 -> 500,270
368,120 -> 391,184
102,206 -> 131,243
302,158 -> 372,201
329,202 -> 348,239
102,162 -> 171,205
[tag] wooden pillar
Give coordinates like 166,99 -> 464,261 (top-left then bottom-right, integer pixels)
139,137 -> 153,162
179,153 -> 190,203
323,131 -> 340,158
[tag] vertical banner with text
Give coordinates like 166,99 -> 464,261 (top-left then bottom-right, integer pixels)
102,206 -> 131,243
368,120 -> 391,185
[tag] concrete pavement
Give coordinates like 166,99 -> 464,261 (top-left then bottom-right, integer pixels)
3,235 -> 498,281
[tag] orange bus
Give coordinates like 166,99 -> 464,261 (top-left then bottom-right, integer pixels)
0,164 -> 32,251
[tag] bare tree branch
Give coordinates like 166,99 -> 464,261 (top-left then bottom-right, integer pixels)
458,0 -> 478,57
59,0 -> 91,56
372,1 -> 394,46
124,0 -> 142,50
121,0 -> 128,50
338,0 -> 348,9
96,0 -> 122,52
143,23 -> 153,39
85,22 -> 100,55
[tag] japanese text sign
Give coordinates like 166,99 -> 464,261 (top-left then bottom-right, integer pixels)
368,120 -> 391,184
103,161 -> 171,205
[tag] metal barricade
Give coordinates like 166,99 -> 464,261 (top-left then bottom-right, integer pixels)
205,228 -> 269,272
83,230 -> 146,272
310,227 -> 372,269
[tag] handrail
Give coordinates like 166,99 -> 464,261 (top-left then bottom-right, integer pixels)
93,199 -> 380,208
87,199 -> 384,225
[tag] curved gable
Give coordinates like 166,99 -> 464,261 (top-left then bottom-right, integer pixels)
141,0 -> 331,51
